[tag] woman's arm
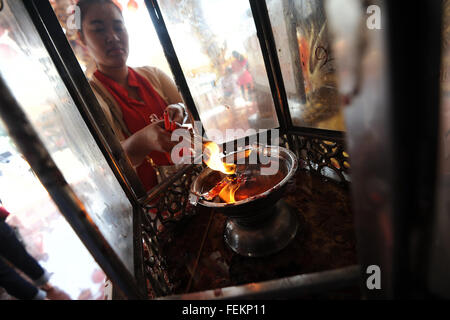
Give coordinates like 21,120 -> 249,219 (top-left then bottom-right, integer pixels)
153,67 -> 184,105
91,69 -> 186,167
140,67 -> 190,124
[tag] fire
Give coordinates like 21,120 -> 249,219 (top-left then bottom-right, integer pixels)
203,142 -> 236,175
202,143 -> 255,204
219,179 -> 241,204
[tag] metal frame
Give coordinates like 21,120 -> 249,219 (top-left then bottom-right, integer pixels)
384,0 -> 442,298
160,265 -> 360,300
249,0 -> 293,137
293,134 -> 350,184
289,126 -> 345,142
139,163 -> 204,297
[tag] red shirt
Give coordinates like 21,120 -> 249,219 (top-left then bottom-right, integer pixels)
94,67 -> 171,191
231,58 -> 253,87
0,206 -> 10,220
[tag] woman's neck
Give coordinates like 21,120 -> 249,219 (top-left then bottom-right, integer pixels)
97,64 -> 129,87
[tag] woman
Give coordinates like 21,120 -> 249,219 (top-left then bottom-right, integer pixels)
231,50 -> 253,101
77,0 -> 186,191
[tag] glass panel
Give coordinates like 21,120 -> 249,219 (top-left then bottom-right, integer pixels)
0,0 -> 134,275
158,0 -> 279,144
266,0 -> 346,131
50,0 -> 172,79
0,121 -> 106,300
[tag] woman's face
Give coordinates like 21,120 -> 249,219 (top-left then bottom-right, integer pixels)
79,3 -> 129,69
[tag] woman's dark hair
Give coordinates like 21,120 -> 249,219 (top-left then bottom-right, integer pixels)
232,51 -> 244,62
77,0 -> 122,32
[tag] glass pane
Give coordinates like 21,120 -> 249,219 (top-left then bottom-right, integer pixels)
0,0 -> 134,275
50,0 -> 172,79
158,0 -> 279,144
0,122 -> 105,300
266,0 -> 346,131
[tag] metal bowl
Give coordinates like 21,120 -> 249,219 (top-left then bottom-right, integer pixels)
190,145 -> 298,214
190,145 -> 299,257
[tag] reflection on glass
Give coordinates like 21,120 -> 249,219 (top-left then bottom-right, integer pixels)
0,121 -> 106,300
267,0 -> 345,131
0,0 -> 134,275
158,0 -> 279,144
50,0 -> 172,79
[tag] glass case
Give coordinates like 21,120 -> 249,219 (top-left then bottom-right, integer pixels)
0,0 -> 447,300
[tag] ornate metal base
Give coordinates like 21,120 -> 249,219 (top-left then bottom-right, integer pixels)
224,200 -> 299,257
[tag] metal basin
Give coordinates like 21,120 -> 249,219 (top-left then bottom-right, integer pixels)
190,145 -> 299,257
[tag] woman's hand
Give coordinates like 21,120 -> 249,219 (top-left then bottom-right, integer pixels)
121,120 -> 178,167
166,103 -> 186,125
143,120 -> 177,152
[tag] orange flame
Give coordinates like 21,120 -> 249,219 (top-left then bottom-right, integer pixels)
219,180 -> 241,204
203,142 -> 236,175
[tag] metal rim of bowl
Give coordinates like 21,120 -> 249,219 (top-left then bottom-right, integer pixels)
191,145 -> 298,208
